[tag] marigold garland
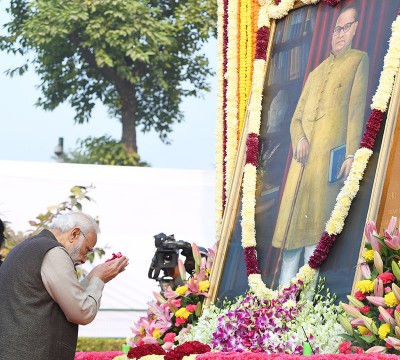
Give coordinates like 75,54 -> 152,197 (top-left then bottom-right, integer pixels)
235,1 -> 400,299
225,0 -> 240,200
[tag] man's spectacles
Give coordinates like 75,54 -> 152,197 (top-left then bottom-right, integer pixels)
80,230 -> 94,256
333,20 -> 356,36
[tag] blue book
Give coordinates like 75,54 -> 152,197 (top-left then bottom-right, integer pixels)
328,144 -> 346,183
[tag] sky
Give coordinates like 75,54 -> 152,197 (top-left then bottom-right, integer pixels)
0,2 -> 217,170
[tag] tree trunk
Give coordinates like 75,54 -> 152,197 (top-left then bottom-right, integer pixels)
119,82 -> 138,154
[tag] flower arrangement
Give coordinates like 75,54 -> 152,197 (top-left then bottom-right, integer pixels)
340,217 -> 400,354
180,279 -> 342,354
176,298 -> 243,346
211,282 -> 303,353
127,244 -> 214,351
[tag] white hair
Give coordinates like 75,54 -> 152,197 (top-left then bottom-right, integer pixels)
49,212 -> 100,235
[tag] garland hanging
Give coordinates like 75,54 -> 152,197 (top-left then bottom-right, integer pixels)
239,1 -> 400,299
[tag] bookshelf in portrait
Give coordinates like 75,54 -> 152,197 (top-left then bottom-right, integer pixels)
211,0 -> 400,305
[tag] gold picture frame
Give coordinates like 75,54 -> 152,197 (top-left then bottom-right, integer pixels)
209,0 -> 400,304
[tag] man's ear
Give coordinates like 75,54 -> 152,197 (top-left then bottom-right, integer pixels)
69,227 -> 81,243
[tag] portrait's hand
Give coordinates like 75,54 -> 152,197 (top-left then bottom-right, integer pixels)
87,256 -> 129,283
337,157 -> 354,181
296,138 -> 309,165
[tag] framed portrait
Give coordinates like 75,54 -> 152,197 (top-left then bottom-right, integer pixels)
210,0 -> 400,303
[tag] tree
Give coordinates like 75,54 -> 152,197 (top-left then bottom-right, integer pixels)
1,0 -> 217,155
62,135 -> 150,166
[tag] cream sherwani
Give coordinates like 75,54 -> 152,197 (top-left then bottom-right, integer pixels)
272,48 -> 369,250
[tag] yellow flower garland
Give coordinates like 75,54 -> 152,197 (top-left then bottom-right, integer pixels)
225,0 -> 240,198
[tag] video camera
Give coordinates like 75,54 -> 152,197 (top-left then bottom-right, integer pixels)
148,233 -> 193,281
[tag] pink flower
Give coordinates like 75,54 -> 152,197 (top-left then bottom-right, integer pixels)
162,341 -> 174,351
377,273 -> 396,284
374,279 -> 384,297
386,216 -> 398,235
175,317 -> 187,326
163,332 -> 176,343
351,318 -> 365,326
378,306 -> 396,326
105,252 -> 123,262
186,304 -> 197,313
360,262 -> 371,279
171,299 -> 181,308
385,336 -> 400,351
384,235 -> 400,250
366,296 -> 386,307
365,346 -> 387,354
365,221 -> 382,253
338,341 -> 353,354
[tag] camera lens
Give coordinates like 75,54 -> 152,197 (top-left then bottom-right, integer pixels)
163,254 -> 172,264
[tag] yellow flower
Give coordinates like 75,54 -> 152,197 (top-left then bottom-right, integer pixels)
152,328 -> 162,339
175,285 -> 188,296
356,280 -> 374,294
384,292 -> 399,307
358,326 -> 369,335
205,269 -> 211,277
363,250 -> 374,262
140,326 -> 146,336
199,280 -> 210,292
175,308 -> 191,319
378,323 -> 390,339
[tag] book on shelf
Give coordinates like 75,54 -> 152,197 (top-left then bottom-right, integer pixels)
328,144 -> 346,183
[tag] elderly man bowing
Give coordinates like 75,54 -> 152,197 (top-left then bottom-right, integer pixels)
0,212 -> 129,359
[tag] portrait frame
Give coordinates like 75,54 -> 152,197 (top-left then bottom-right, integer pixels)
208,0 -> 400,304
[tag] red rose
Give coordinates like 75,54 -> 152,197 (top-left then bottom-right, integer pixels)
359,305 -> 370,314
377,272 -> 396,284
354,291 -> 366,301
354,347 -> 364,354
164,341 -> 210,360
127,344 -> 165,359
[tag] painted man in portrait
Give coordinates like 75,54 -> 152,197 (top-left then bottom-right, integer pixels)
271,4 -> 369,287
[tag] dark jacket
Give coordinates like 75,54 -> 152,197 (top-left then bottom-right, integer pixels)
0,230 -> 78,360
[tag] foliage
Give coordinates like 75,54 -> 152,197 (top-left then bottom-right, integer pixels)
127,244 -> 215,350
1,185 -> 105,271
1,0 -> 217,154
76,337 -> 125,352
340,216 -> 400,354
63,135 -> 149,166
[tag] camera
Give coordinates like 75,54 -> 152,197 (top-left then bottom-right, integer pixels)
148,232 -> 208,294
148,233 -> 192,281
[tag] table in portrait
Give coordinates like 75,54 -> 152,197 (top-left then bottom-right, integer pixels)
212,0 -> 400,303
